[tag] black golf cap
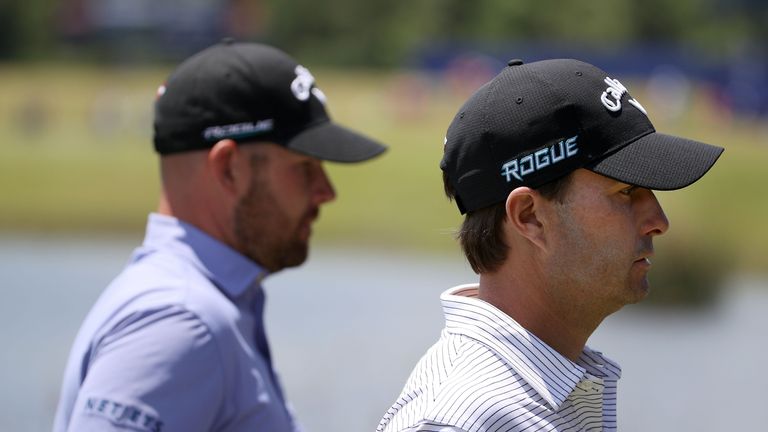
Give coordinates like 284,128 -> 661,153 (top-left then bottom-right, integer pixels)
441,58 -> 724,214
153,40 -> 387,162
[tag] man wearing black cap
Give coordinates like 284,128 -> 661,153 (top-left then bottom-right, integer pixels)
377,59 -> 722,432
53,41 -> 385,432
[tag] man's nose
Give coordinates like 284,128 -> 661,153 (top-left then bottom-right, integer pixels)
639,189 -> 670,237
313,165 -> 336,205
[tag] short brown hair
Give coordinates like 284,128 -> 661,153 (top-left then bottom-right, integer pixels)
444,172 -> 572,274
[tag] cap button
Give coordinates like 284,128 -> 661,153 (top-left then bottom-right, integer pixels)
507,59 -> 524,67
221,37 -> 236,45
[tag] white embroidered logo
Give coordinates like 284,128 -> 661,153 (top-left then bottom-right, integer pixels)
202,120 -> 274,141
600,77 -> 647,115
290,65 -> 327,104
500,135 -> 579,183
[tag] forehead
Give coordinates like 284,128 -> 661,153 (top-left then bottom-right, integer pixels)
570,168 -> 627,191
243,142 -> 315,163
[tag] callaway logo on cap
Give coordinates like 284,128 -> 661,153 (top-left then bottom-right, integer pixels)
441,58 -> 724,214
153,39 -> 386,163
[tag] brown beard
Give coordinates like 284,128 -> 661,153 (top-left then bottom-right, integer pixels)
233,175 -> 312,273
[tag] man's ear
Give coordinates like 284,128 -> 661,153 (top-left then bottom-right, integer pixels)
505,187 -> 547,250
207,139 -> 242,196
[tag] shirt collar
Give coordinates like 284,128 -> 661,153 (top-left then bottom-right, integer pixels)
134,213 -> 268,298
441,284 -> 621,410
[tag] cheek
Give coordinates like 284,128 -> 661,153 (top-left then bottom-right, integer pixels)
581,211 -> 635,255
553,202 -> 632,263
269,170 -> 309,205
578,194 -> 637,238
277,185 -> 313,223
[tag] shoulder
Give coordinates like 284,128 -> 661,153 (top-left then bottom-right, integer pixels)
95,249 -> 241,340
431,339 -> 543,425
80,251 -> 244,385
383,334 -> 548,432
59,247 -> 257,431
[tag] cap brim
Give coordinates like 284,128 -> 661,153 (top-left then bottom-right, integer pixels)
286,122 -> 387,163
587,132 -> 724,190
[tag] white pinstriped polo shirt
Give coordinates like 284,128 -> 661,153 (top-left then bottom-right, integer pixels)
377,284 -> 622,432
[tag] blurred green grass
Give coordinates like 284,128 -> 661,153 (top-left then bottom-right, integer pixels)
1,63 -> 766,274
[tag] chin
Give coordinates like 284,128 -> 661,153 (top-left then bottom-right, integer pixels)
276,243 -> 310,271
627,280 -> 651,304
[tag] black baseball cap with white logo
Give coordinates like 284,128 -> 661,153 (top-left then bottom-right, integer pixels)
441,58 -> 724,214
154,39 -> 387,162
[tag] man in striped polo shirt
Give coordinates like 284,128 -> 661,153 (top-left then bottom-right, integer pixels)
377,59 -> 723,432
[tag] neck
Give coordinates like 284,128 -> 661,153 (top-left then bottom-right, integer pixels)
477,268 -> 603,362
157,189 -> 237,253
157,193 -> 173,217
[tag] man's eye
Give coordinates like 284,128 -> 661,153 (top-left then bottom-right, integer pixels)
620,186 -> 637,195
299,162 -> 315,180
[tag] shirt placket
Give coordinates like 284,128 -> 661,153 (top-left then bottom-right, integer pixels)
251,285 -> 286,405
567,373 -> 605,431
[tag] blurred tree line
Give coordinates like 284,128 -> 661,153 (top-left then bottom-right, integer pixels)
269,0 -> 765,67
0,0 -> 765,66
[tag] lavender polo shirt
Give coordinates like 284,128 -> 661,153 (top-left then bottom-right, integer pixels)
53,213 -> 300,432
